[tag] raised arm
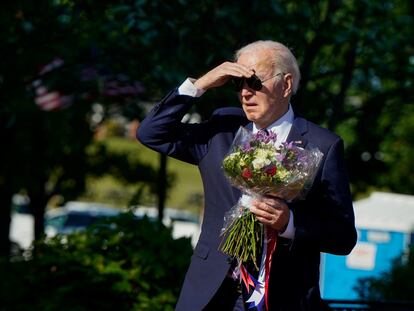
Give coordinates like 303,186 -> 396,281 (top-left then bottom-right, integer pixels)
137,62 -> 254,164
136,89 -> 208,164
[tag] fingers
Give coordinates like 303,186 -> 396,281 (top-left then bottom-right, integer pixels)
223,62 -> 254,78
194,62 -> 254,90
249,197 -> 289,231
250,200 -> 281,222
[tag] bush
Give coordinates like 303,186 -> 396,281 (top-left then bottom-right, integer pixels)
0,213 -> 192,311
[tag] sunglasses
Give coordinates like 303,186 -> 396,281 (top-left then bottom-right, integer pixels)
232,72 -> 284,91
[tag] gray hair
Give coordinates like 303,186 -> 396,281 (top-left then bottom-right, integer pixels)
234,40 -> 301,94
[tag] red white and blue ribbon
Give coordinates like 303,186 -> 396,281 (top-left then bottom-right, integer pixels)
240,227 -> 277,310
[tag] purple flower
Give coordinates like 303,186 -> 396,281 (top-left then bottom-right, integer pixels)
276,153 -> 285,162
241,142 -> 254,153
253,130 -> 278,144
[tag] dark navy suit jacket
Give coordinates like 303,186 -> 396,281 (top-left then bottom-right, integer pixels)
137,89 -> 357,311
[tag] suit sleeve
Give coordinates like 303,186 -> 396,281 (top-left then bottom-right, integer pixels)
136,89 -> 210,165
290,138 -> 357,255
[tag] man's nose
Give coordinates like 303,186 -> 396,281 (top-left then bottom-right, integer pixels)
240,83 -> 254,96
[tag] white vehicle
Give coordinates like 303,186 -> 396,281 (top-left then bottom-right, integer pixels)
44,201 -> 121,237
10,201 -> 201,250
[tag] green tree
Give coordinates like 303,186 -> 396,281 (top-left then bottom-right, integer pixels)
111,0 -> 414,196
1,0 -> 413,258
0,0 -> 158,256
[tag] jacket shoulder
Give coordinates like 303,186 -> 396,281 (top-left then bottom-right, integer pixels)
293,117 -> 343,156
297,117 -> 341,144
207,107 -> 248,130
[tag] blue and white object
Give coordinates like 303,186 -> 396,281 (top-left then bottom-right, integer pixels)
321,192 -> 414,300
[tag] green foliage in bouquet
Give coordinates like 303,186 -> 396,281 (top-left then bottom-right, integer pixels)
0,213 -> 192,311
220,210 -> 263,270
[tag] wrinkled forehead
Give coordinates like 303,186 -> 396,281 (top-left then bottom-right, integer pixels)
236,51 -> 274,75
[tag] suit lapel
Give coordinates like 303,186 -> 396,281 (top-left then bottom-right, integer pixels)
286,117 -> 308,148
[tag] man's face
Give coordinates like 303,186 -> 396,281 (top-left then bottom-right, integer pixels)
236,49 -> 291,129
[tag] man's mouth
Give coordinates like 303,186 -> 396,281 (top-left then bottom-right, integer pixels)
243,102 -> 257,107
243,102 -> 258,112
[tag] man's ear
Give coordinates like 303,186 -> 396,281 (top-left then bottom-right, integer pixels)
283,74 -> 293,98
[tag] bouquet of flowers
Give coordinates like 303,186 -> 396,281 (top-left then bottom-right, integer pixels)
220,126 -> 323,309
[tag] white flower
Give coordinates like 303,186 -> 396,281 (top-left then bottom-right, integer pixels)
251,149 -> 272,170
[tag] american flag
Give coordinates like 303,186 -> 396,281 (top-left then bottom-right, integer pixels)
33,79 -> 73,111
80,68 -> 145,97
33,58 -> 73,111
33,58 -> 144,111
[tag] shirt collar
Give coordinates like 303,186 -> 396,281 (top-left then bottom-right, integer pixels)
252,104 -> 294,134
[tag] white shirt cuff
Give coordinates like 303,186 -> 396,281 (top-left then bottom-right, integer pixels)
279,210 -> 295,239
177,78 -> 206,97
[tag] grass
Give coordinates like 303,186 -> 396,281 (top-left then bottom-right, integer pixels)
81,137 -> 203,212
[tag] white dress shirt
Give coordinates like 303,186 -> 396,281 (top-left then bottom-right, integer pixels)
178,78 -> 295,239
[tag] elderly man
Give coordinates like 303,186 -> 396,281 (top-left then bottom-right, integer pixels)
137,40 -> 357,311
